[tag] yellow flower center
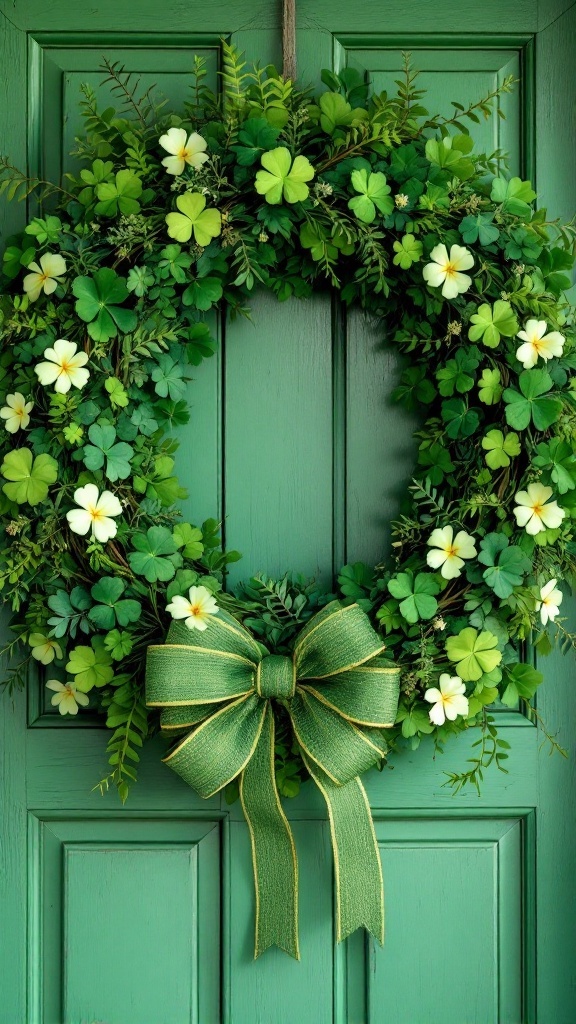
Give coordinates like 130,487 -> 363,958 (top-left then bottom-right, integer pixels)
88,505 -> 105,523
59,359 -> 71,373
39,273 -> 49,283
178,146 -> 190,160
531,503 -> 543,517
444,262 -> 456,278
189,603 -> 202,616
446,545 -> 457,557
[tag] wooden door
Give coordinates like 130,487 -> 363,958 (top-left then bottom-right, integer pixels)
1,2 -> 575,1022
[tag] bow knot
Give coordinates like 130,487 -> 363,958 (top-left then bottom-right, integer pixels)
146,600 -> 400,959
256,653 -> 295,699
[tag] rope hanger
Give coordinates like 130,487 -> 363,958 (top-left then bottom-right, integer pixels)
282,0 -> 297,81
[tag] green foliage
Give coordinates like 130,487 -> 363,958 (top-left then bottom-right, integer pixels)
0,46 -> 574,803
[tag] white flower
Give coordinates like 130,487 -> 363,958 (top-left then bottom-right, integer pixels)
66,484 -> 122,543
513,482 -> 565,536
29,632 -> 63,665
0,392 -> 33,433
166,584 -> 219,631
425,674 -> 469,726
536,579 -> 563,625
423,243 -> 474,299
23,253 -> 67,302
426,525 -> 477,580
516,319 -> 565,369
159,128 -> 209,176
34,338 -> 90,394
46,679 -> 89,716
395,193 -> 409,208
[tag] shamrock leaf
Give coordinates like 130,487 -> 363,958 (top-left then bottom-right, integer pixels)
185,322 -> 217,365
137,455 -> 187,507
231,118 -> 281,165
66,636 -> 114,692
151,355 -> 187,401
25,215 -> 63,245
417,442 -> 455,485
103,629 -> 134,661
88,577 -> 142,630
481,429 -> 520,469
173,522 -> 204,560
436,349 -> 479,397
388,571 -> 439,624
73,269 -> 137,342
1,448 -> 58,506
316,92 -> 368,134
47,586 -> 92,638
501,663 -> 543,707
396,703 -> 435,738
95,169 -> 143,217
157,244 -> 193,283
478,534 -> 531,598
166,193 -> 222,246
392,233 -> 423,269
490,176 -> 537,218
348,169 -> 393,224
478,368 -> 502,405
468,300 -> 519,348
2,244 -> 36,280
446,627 -> 502,681
425,134 -> 474,180
442,398 -> 480,439
128,526 -> 181,582
255,147 -> 315,205
105,377 -> 129,409
182,276 -> 223,311
532,438 -> 576,493
83,423 -> 134,482
503,369 -> 562,431
393,365 -> 437,408
459,212 -> 500,246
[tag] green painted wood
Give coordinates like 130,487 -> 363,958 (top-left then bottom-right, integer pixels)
0,10 -> 575,1023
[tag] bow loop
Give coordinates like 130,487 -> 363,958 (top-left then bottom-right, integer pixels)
294,601 -> 384,679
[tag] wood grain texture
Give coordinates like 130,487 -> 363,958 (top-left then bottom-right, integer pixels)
0,673 -> 27,1024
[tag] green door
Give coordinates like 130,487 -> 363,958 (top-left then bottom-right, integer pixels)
1,3 -> 575,1022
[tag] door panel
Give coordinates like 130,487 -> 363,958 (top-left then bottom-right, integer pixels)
0,3 -> 575,1022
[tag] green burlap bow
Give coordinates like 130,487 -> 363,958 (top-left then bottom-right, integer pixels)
145,600 -> 400,959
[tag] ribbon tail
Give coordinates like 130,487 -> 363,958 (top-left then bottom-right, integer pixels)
302,753 -> 384,946
240,704 -> 300,960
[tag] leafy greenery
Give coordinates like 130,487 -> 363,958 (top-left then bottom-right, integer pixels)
0,47 -> 574,804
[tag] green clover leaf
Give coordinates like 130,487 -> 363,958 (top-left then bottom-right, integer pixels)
446,627 -> 502,682
481,429 -> 521,469
478,534 -> 531,598
501,663 -> 543,707
166,193 -> 222,246
348,169 -> 393,224
25,215 -> 63,245
425,134 -> 475,181
182,276 -> 223,311
88,577 -> 142,630
503,369 -> 562,431
532,438 -> 576,494
105,377 -> 129,409
1,448 -> 58,506
387,571 -> 439,624
151,354 -> 187,401
417,442 -> 455,485
95,169 -> 143,217
395,703 -> 435,738
392,233 -> 423,269
468,300 -> 519,348
66,637 -> 114,692
128,526 -> 181,583
158,244 -> 193,283
490,176 -> 537,218
231,118 -> 281,166
47,586 -> 91,639
478,368 -> 503,405
459,212 -> 500,246
255,147 -> 315,205
316,92 -> 369,134
442,398 -> 480,439
83,423 -> 134,482
436,349 -> 479,397
103,629 -> 134,661
73,268 -> 137,342
173,522 -> 204,560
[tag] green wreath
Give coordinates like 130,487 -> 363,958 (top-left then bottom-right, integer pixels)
0,46 -> 575,953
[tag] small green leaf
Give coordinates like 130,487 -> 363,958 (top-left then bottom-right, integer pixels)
446,628 -> 502,681
468,300 -> 519,348
1,448 -> 58,506
348,169 -> 393,224
481,429 -> 521,469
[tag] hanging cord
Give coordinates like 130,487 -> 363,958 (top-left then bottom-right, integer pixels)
282,0 -> 297,81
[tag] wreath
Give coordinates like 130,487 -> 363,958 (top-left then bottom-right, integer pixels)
1,45 -> 575,957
